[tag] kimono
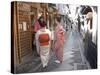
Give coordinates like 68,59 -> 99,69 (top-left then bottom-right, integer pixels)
35,28 -> 51,67
34,20 -> 41,33
54,24 -> 65,62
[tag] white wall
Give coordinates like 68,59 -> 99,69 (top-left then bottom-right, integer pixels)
92,10 -> 97,45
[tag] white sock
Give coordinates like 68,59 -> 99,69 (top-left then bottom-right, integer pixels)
55,60 -> 61,63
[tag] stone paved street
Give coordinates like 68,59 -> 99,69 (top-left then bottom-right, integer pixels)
16,29 -> 91,73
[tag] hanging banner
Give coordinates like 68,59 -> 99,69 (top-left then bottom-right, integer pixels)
23,22 -> 27,31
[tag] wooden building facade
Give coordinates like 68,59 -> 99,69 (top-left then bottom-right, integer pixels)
11,2 -> 49,65
11,2 -> 58,67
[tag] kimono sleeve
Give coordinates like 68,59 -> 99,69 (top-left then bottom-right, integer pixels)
48,30 -> 52,41
35,31 -> 40,54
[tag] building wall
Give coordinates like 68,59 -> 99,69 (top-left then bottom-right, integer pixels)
15,2 -> 33,64
14,2 -> 49,64
83,7 -> 97,69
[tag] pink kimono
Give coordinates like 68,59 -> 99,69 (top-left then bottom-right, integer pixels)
34,20 -> 41,33
54,24 -> 65,62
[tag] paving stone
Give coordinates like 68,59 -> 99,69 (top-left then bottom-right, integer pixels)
16,29 -> 91,73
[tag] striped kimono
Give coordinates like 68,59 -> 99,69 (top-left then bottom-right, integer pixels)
35,28 -> 51,67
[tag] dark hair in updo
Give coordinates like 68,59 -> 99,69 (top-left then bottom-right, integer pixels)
38,16 -> 46,27
55,16 -> 61,23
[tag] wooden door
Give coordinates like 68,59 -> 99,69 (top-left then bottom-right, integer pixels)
13,2 -> 33,64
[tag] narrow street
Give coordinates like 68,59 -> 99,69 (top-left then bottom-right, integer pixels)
28,28 -> 91,73
16,27 -> 91,74
13,3 -> 97,74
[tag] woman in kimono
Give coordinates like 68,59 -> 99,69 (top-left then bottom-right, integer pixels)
54,16 -> 65,63
35,17 -> 51,68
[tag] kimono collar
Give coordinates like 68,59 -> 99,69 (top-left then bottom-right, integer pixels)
40,27 -> 46,32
